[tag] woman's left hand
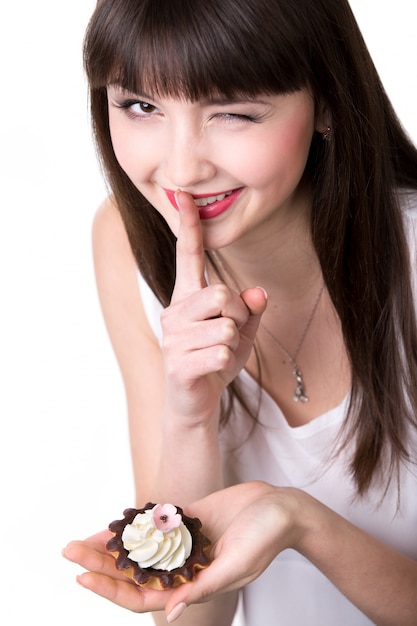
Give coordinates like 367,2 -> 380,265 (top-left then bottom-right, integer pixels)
63,481 -> 303,620
166,481 -> 303,616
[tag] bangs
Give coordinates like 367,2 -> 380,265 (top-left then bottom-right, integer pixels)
84,0 -> 309,100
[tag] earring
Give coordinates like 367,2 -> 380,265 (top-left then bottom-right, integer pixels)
322,127 -> 331,141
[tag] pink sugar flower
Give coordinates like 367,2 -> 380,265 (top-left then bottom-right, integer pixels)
151,503 -> 182,532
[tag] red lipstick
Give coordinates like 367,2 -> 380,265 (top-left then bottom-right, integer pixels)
164,188 -> 243,220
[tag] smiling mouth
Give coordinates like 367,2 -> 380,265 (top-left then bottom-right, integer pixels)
163,187 -> 243,219
193,191 -> 233,207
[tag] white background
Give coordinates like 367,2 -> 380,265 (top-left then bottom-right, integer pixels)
0,2 -> 416,625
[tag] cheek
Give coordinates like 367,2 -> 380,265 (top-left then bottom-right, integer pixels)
226,129 -> 312,189
217,102 -> 314,189
256,121 -> 314,187
108,116 -> 178,231
109,119 -> 157,182
109,122 -> 133,173
286,116 -> 315,162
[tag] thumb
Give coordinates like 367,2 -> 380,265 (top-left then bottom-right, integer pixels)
165,556 -> 240,623
230,287 -> 267,371
239,286 -> 268,341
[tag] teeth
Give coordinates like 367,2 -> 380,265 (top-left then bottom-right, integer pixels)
194,191 -> 232,207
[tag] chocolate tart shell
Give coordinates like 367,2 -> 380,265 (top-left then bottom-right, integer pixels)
106,503 -> 211,589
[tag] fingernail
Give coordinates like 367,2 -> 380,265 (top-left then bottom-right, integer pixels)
62,544 -> 73,560
166,602 -> 187,623
256,286 -> 268,300
174,188 -> 183,210
76,574 -> 89,589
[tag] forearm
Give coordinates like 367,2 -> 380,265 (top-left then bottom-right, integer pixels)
296,490 -> 417,626
150,408 -> 232,624
150,405 -> 223,504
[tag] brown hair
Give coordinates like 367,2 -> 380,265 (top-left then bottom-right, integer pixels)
83,0 -> 417,495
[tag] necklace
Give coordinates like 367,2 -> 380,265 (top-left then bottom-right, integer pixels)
261,284 -> 324,403
209,250 -> 324,404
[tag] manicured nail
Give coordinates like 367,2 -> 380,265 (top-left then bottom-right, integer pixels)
76,574 -> 88,589
174,188 -> 183,210
256,286 -> 268,300
166,602 -> 187,623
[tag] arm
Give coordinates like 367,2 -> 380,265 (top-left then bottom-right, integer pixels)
64,480 -> 417,625
89,195 -> 266,625
92,198 -> 231,625
166,483 -> 417,626
92,195 -> 265,503
92,197 -> 166,502
92,196 -> 223,503
152,191 -> 266,503
298,491 -> 417,626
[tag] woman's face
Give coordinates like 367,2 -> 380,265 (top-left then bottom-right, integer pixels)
107,85 -> 321,250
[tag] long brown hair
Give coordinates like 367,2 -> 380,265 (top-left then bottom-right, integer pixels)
83,0 -> 417,495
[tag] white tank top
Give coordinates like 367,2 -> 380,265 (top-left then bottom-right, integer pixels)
136,192 -> 417,625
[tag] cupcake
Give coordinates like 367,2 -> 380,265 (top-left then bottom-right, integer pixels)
106,502 -> 211,589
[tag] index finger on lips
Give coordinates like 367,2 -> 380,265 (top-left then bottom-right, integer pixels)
171,190 -> 207,303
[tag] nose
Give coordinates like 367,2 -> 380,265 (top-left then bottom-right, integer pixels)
162,124 -> 216,189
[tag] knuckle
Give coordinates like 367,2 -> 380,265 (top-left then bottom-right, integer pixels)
196,584 -> 216,603
211,283 -> 229,311
161,329 -> 176,353
164,358 -> 179,380
220,317 -> 237,343
216,345 -> 232,369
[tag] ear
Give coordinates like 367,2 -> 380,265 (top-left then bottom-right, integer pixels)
315,100 -> 331,134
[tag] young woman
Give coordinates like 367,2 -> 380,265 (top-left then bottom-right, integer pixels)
64,0 -> 417,624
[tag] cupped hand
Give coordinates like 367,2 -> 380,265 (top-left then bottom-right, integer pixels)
165,481 -> 304,618
63,482 -> 306,621
63,530 -> 178,613
161,190 -> 267,423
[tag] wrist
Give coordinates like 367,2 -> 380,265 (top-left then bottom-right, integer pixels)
282,488 -> 335,563
273,487 -> 322,553
162,401 -> 221,433
154,409 -> 224,502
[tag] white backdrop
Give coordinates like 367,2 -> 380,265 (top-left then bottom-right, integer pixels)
0,2 -> 416,625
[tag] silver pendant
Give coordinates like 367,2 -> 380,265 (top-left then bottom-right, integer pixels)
292,366 -> 309,403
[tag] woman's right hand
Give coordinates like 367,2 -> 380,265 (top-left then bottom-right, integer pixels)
160,190 -> 267,426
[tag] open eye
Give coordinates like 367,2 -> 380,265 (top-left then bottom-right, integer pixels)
112,99 -> 158,119
130,101 -> 157,115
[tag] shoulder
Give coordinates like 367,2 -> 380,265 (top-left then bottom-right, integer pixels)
92,196 -> 131,268
92,196 -> 140,324
91,196 -> 161,380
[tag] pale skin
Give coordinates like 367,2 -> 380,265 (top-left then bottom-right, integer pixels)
63,90 -> 417,624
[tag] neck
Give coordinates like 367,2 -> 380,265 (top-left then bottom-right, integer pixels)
208,201 -> 325,371
209,210 -> 322,303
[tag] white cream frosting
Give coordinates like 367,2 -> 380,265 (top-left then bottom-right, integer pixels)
122,509 -> 192,571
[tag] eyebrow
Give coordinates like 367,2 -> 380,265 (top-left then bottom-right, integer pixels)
108,85 -> 269,107
199,96 -> 270,107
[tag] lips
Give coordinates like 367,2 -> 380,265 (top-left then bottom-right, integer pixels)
164,187 -> 243,220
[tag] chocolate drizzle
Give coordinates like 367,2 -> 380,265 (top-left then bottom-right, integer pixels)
107,503 -> 211,588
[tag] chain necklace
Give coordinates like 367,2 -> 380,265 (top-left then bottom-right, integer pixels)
209,250 -> 324,404
260,284 -> 324,403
